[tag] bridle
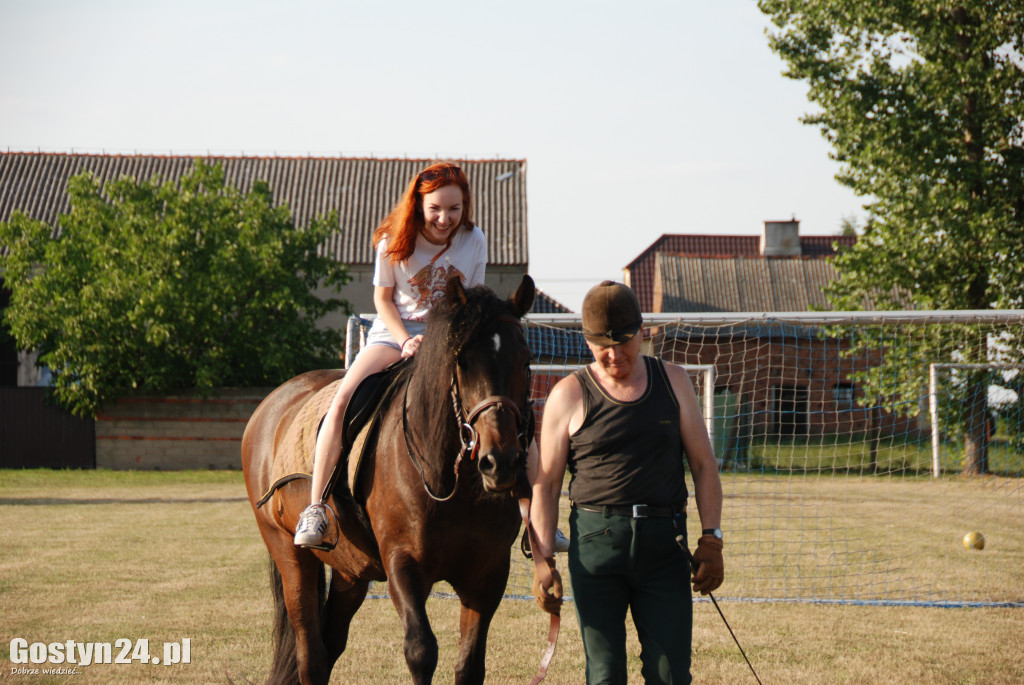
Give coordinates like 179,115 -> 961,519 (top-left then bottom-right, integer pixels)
452,371 -> 533,462
402,315 -> 534,502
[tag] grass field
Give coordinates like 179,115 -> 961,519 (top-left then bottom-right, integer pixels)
1,469 -> 1023,684
743,433 -> 1023,477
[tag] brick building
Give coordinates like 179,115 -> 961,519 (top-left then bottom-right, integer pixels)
623,221 -> 919,449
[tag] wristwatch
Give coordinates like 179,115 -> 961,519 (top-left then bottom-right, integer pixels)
702,528 -> 723,540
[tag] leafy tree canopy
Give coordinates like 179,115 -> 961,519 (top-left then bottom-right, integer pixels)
759,0 -> 1024,311
0,160 -> 350,416
759,1 -> 1024,474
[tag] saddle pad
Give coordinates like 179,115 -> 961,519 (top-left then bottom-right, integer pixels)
269,379 -> 342,483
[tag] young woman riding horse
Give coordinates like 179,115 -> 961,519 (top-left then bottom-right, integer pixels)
242,273 -> 535,685
295,162 -> 487,548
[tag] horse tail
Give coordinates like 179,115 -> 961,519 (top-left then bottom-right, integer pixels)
266,557 -> 298,685
265,555 -> 328,685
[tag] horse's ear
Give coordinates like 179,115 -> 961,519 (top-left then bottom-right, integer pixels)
446,273 -> 468,306
510,274 -> 535,317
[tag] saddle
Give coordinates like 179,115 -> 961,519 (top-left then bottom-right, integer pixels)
257,358 -> 411,509
329,357 -> 411,502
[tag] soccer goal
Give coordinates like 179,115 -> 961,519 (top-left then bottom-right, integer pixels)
347,310 -> 1024,606
520,309 -> 1024,607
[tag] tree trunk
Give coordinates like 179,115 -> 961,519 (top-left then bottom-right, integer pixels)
962,378 -> 989,476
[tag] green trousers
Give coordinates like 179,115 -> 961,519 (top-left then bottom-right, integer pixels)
568,507 -> 693,685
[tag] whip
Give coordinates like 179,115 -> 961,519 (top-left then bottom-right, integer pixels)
677,535 -> 763,685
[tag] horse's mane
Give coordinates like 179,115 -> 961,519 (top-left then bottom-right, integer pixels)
407,285 -> 513,457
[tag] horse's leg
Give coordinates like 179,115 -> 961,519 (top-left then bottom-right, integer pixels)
321,574 -> 370,672
452,569 -> 507,685
268,537 -> 332,685
387,555 -> 438,684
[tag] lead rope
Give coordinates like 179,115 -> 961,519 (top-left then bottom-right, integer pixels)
518,497 -> 560,684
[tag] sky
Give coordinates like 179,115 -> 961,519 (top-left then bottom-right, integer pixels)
1,0 -> 866,312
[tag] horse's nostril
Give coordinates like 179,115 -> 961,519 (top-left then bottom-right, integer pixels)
478,453 -> 498,475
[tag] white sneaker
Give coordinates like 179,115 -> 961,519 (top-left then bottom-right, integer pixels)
294,503 -> 328,547
554,528 -> 570,554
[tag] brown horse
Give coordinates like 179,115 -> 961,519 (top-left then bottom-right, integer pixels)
242,274 -> 536,685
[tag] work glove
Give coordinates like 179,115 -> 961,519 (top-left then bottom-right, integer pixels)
532,557 -> 563,615
691,535 -> 724,595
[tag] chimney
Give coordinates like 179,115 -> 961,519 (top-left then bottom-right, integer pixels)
761,220 -> 801,257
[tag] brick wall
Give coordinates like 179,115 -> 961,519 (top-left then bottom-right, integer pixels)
95,389 -> 271,470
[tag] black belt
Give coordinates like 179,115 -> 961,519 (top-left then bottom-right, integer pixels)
572,503 -> 682,519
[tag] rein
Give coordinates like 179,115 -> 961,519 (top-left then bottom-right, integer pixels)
518,496 -> 561,684
402,380 -> 463,502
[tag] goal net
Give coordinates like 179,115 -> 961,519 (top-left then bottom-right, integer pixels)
351,310 -> 1024,606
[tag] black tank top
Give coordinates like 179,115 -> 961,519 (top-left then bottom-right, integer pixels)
567,356 -> 688,507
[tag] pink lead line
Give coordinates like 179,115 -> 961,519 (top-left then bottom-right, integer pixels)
518,497 -> 560,684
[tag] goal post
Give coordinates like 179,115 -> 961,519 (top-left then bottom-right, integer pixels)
929,363 -> 1023,478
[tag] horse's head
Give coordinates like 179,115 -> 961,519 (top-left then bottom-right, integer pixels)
442,274 -> 535,493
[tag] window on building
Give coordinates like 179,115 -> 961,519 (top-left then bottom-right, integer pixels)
772,385 -> 808,437
833,382 -> 855,407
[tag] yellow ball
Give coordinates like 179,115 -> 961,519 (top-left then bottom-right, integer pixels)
963,531 -> 985,550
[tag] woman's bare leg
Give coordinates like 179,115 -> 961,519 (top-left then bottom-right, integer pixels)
310,345 -> 402,502
295,344 -> 401,546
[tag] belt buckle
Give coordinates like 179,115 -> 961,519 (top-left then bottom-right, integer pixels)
632,504 -> 649,518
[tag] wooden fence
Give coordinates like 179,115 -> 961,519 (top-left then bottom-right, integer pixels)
0,388 -> 96,468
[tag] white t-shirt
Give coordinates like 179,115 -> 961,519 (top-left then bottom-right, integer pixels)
373,225 -> 487,322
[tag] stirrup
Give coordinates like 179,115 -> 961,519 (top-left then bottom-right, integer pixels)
294,502 -> 340,550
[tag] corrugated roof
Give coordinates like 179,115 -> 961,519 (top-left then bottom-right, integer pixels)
626,233 -> 856,311
654,254 -> 842,313
0,152 -> 528,266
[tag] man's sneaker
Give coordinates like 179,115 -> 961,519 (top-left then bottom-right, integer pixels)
294,503 -> 329,547
554,528 -> 570,554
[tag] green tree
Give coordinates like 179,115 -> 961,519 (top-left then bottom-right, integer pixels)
0,160 -> 350,416
837,213 -> 861,236
759,1 -> 1024,474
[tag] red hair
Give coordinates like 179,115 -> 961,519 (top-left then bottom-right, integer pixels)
372,162 -> 475,265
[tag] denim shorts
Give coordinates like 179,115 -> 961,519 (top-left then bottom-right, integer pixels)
363,317 -> 428,351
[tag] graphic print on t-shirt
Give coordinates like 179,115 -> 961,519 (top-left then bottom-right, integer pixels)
408,260 -> 465,312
